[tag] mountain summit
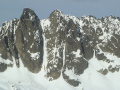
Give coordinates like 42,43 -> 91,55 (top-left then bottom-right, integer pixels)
0,8 -> 120,90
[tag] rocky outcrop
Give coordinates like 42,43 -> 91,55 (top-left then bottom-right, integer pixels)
0,8 -> 43,73
15,8 -> 43,73
0,19 -> 19,70
42,10 -> 88,86
0,8 -> 120,87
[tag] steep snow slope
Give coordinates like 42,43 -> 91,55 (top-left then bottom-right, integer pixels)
1,49 -> 120,90
0,35 -> 81,90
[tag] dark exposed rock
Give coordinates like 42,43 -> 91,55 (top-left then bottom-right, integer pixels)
115,67 -> 119,72
95,53 -> 106,60
44,10 -> 66,80
63,72 -> 81,87
0,63 -> 7,72
98,69 -> 108,75
15,8 -> 43,73
98,65 -> 120,75
0,8 -> 43,73
1,8 -> 120,87
102,69 -> 108,75
44,10 -> 88,86
108,65 -> 116,73
0,39 -> 12,60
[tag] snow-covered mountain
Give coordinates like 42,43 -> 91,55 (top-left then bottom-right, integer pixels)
0,8 -> 120,90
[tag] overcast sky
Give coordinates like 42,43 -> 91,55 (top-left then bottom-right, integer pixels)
0,0 -> 120,25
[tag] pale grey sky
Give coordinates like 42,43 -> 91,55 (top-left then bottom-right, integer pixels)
0,0 -> 120,25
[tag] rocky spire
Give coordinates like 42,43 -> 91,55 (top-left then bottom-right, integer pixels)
20,8 -> 39,22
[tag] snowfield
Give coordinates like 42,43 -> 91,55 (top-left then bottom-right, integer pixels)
1,53 -> 120,90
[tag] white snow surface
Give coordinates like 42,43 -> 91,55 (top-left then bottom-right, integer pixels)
1,52 -> 120,90
0,57 -> 13,65
30,52 -> 40,60
71,49 -> 82,58
40,18 -> 51,32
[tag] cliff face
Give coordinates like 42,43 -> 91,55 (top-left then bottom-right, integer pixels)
0,8 -> 120,87
42,10 -> 88,86
0,8 -> 43,73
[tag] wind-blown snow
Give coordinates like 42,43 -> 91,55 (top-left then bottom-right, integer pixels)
0,57 -> 12,65
42,33 -> 48,69
40,19 -> 51,31
71,49 -> 81,58
30,52 -> 40,60
77,55 -> 120,90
